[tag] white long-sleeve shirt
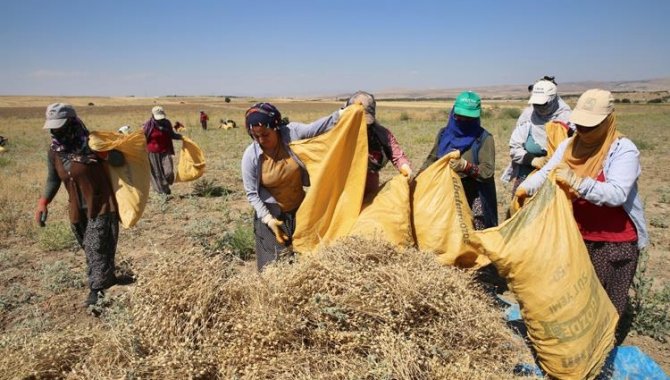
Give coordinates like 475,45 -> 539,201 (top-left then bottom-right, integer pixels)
519,136 -> 648,249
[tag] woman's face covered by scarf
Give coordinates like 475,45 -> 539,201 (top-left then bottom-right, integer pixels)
532,95 -> 559,117
49,117 -> 91,156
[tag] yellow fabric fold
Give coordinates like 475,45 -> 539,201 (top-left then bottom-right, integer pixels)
88,131 -> 150,228
290,105 -> 369,253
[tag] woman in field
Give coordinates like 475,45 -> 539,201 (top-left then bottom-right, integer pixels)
516,89 -> 648,334
420,91 -> 498,230
345,91 -> 413,198
143,106 -> 183,196
35,103 -> 119,307
241,103 -> 343,270
502,78 -> 572,193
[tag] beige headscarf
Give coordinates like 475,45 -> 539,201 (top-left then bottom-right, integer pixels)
563,113 -> 621,178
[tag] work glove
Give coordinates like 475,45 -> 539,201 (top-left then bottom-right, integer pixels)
555,163 -> 583,194
262,214 -> 288,245
399,163 -> 412,178
530,156 -> 548,169
35,198 -> 49,227
514,186 -> 528,200
449,157 -> 469,173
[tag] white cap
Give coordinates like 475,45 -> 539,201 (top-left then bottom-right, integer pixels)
528,80 -> 558,105
569,89 -> 614,127
152,106 -> 166,120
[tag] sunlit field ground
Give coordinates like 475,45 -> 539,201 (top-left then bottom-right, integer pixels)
0,95 -> 668,376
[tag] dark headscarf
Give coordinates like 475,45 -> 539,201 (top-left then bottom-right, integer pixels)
245,103 -> 283,131
436,109 -> 484,158
50,117 -> 97,163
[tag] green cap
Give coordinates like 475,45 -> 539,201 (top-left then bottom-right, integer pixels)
453,91 -> 481,118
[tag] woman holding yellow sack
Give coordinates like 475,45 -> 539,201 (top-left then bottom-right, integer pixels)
35,103 -> 120,307
516,89 -> 648,325
419,91 -> 498,230
344,91 -> 413,198
502,78 -> 572,194
241,103 -> 343,270
143,106 -> 183,196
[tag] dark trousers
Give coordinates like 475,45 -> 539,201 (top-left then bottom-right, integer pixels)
253,211 -> 296,271
71,212 -> 119,290
585,240 -> 639,316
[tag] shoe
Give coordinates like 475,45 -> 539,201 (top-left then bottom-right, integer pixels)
83,289 -> 104,307
115,274 -> 135,285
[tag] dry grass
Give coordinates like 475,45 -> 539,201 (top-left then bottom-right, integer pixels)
0,237 -> 531,379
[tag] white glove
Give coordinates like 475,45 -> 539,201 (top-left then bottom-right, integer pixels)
262,214 -> 288,244
449,157 -> 468,172
399,163 -> 412,178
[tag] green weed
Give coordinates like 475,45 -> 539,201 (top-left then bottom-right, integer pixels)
658,189 -> 670,204
649,217 -> 668,228
632,138 -> 655,151
0,283 -> 40,312
192,178 -> 231,198
40,261 -> 85,292
630,249 -> 670,342
216,224 -> 255,260
499,107 -> 521,119
38,222 -> 76,251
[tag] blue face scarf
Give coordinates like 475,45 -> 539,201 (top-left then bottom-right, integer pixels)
436,109 -> 484,158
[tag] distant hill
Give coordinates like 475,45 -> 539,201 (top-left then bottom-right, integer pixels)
333,77 -> 670,101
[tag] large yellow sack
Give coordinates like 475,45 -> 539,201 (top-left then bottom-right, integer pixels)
510,121 -> 570,215
350,174 -> 413,247
290,105 -> 369,253
175,137 -> 205,182
88,131 -> 150,228
413,152 -> 489,268
475,178 -> 617,379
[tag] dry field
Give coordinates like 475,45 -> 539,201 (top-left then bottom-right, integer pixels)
0,95 -> 668,377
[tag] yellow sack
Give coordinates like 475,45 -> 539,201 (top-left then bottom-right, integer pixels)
175,137 -> 205,182
290,105 -> 369,253
510,121 -> 570,215
88,131 -> 150,228
476,179 -> 617,379
350,174 -> 413,247
412,152 -> 489,268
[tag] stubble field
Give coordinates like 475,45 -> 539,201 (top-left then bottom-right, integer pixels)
0,95 -> 668,377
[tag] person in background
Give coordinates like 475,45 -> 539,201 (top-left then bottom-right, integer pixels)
118,125 -> 131,135
0,135 -> 7,153
173,121 -> 186,132
241,102 -> 344,270
35,103 -> 119,307
143,106 -> 182,196
199,110 -> 209,130
420,91 -> 498,230
503,77 -> 572,194
345,91 -> 412,198
516,89 -> 648,340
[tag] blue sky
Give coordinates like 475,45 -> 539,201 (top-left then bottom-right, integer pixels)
1,0 -> 668,97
